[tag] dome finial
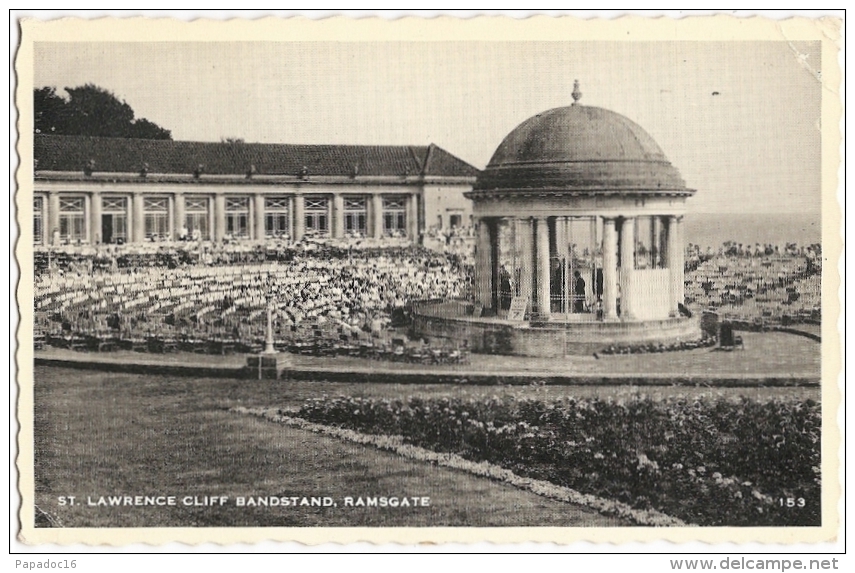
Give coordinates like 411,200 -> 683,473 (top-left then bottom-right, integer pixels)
571,79 -> 582,105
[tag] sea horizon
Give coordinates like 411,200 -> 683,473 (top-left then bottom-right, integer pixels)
683,211 -> 822,250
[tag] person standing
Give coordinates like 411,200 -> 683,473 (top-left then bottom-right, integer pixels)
573,270 -> 586,313
499,265 -> 512,310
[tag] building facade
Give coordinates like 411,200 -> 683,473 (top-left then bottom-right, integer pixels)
33,135 -> 477,246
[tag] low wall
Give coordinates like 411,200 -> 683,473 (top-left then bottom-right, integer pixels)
34,355 -> 817,387
772,327 -> 821,343
33,356 -> 244,378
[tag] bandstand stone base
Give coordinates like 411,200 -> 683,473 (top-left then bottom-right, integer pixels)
412,301 -> 701,357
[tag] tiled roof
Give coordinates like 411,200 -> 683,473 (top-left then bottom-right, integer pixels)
34,135 -> 479,179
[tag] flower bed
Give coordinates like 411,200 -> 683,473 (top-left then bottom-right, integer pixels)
296,394 -> 821,526
599,336 -> 717,355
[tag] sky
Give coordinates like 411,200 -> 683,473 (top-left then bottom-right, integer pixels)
33,40 -> 823,214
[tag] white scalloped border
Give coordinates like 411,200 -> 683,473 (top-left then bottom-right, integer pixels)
233,406 -> 689,527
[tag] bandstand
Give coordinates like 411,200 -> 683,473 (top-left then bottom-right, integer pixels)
412,83 -> 702,356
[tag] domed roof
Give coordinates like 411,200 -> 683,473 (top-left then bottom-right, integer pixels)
473,104 -> 693,196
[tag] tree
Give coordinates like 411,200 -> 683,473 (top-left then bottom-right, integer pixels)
128,118 -> 171,140
34,86 -> 67,135
34,84 -> 171,140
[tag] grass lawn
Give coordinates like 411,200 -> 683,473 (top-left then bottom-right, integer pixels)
33,366 -> 630,528
32,365 -> 819,528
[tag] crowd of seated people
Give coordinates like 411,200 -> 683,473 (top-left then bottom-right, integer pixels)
33,237 -> 823,359
34,238 -> 467,271
34,244 -> 472,362
685,241 -> 820,271
684,242 -> 821,327
423,225 -> 475,258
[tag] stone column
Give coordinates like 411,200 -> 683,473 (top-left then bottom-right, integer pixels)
667,215 -> 684,313
90,191 -> 102,244
620,216 -> 635,319
83,195 -> 91,244
253,194 -> 265,241
676,217 -> 685,307
517,218 -> 534,310
416,190 -> 425,242
214,194 -> 226,242
124,196 -> 132,244
650,216 -> 659,268
132,193 -> 145,243
293,195 -> 305,241
48,192 -> 60,245
536,217 -> 551,319
563,216 -> 573,314
174,193 -> 185,240
407,193 -> 418,242
167,195 -> 175,240
553,217 -> 564,313
208,197 -> 215,241
372,194 -> 384,238
475,218 -> 493,309
602,217 -> 618,320
658,216 -> 668,269
332,193 -> 345,239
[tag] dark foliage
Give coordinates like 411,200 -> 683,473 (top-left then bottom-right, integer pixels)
34,84 -> 171,140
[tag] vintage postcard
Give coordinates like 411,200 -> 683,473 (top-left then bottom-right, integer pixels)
14,14 -> 842,546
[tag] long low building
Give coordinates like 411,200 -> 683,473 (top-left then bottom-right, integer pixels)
33,135 -> 478,246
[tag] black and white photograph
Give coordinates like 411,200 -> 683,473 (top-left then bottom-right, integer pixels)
13,14 -> 842,547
